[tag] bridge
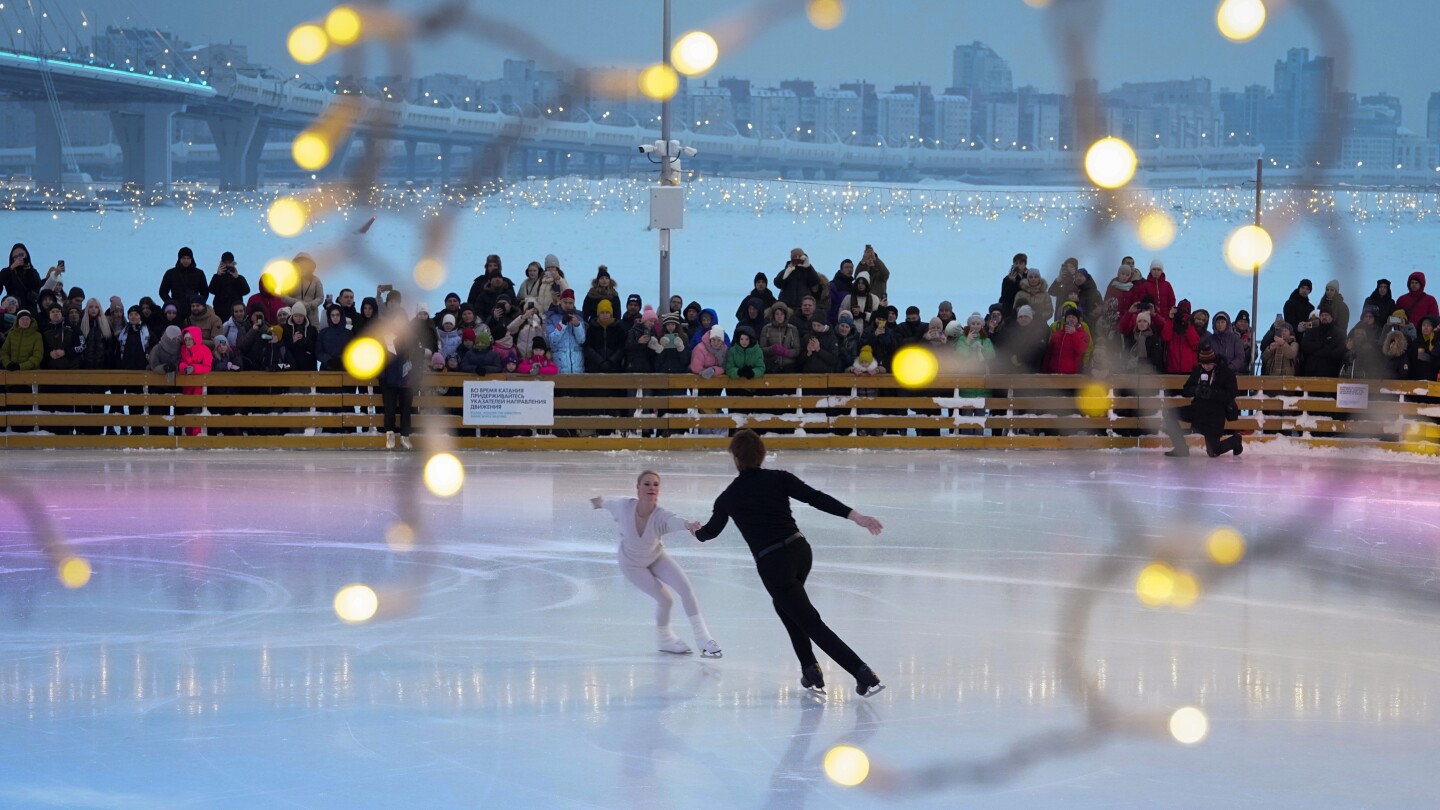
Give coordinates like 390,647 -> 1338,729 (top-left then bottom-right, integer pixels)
0,44 -> 1269,191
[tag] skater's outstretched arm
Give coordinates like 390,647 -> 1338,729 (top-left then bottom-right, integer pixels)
694,496 -> 730,542
783,471 -> 883,535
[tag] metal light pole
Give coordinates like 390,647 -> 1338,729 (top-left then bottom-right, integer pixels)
658,0 -> 674,311
1251,158 -> 1262,372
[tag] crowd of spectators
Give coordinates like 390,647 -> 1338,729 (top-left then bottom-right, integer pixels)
3,240 -> 1439,389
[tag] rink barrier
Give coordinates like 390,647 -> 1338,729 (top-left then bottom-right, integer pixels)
1,370 -> 1438,452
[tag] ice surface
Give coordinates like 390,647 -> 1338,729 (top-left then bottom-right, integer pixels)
1,448 -> 1439,808
8,182 -> 1433,323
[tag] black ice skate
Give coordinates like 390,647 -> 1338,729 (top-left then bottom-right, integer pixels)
800,663 -> 826,695
855,666 -> 886,698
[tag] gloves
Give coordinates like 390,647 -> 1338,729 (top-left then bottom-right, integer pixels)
5,363 -> 18,371
164,364 -> 176,373
184,367 -> 194,375
700,367 -> 717,379
738,366 -> 754,379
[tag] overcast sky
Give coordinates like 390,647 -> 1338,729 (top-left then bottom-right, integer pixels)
20,0 -> 1440,127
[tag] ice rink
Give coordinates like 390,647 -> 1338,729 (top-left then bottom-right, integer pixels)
2,448 -> 1439,808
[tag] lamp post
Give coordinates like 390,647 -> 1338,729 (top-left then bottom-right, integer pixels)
658,0 -> 674,310
1251,157 -> 1262,373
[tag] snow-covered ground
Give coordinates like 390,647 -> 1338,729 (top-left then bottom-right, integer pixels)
8,178 -> 1436,323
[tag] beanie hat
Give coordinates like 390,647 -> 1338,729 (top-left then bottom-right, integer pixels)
560,289 -> 575,301
290,302 -> 307,322
275,306 -> 291,323
858,345 -> 874,364
660,312 -> 683,328
268,324 -> 284,341
1236,310 -> 1251,322
626,293 -> 642,306
708,324 -> 725,341
928,317 -> 943,330
164,302 -> 179,314
190,293 -> 205,306
531,336 -> 548,350
1300,278 -> 1313,289
213,334 -> 229,346
944,320 -> 963,339
475,330 -> 493,350
444,291 -> 461,303
68,286 -> 85,300
544,253 -> 560,269
1197,346 -> 1217,363
598,299 -> 614,316
1017,304 -> 1034,318
595,265 -> 610,280
1391,309 -> 1408,324
177,246 -> 194,260
938,300 -> 953,311
461,328 -> 476,343
1150,259 -> 1164,270
1326,280 -> 1340,292
968,312 -> 984,327
641,305 -> 657,323
442,313 -> 456,327
754,271 -> 768,283
837,311 -> 854,326
430,351 -> 445,368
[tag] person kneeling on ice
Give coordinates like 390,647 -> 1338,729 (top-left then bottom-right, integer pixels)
590,471 -> 722,658
694,430 -> 887,698
1163,346 -> 1243,458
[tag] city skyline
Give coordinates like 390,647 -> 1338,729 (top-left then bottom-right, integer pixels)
9,0 -> 1438,129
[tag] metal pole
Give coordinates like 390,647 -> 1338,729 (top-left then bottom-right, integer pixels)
658,0 -> 673,311
1250,158 -> 1262,373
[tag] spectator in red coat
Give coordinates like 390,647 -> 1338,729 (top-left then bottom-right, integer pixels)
1396,272 -> 1439,327
1159,299 -> 1200,374
1044,310 -> 1089,374
1126,259 -> 1177,316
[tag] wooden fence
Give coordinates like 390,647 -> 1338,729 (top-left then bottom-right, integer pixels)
1,370 -> 1438,452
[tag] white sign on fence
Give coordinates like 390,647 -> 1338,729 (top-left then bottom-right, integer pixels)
1336,383 -> 1369,410
462,381 -> 555,426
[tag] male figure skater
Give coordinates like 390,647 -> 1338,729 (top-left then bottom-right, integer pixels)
692,429 -> 886,697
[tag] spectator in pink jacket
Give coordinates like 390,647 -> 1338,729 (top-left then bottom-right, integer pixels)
516,336 -> 558,375
178,326 -> 213,436
689,325 -> 729,378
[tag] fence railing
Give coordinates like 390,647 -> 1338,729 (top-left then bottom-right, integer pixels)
2,370 -> 1437,452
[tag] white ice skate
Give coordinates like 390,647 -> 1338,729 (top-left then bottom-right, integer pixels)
385,431 -> 396,449
657,629 -> 691,655
399,435 -> 413,450
698,639 -> 723,659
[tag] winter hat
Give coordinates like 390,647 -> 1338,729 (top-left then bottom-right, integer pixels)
1392,309 -> 1408,324
660,312 -> 684,328
595,265 -> 610,280
837,311 -> 854,326
598,299 -> 614,316
221,251 -> 235,263
164,302 -> 179,314
1150,259 -> 1164,271
1135,311 -> 1153,328
1325,280 -> 1340,293
1197,346 -> 1217,363
1299,278 -> 1313,289
213,334 -> 229,346
641,305 -> 657,323
68,286 -> 85,300
708,325 -> 725,342
177,246 -> 194,261
444,292 -> 461,304
531,336 -> 548,351
1017,304 -> 1034,318
275,306 -> 291,323
944,320 -> 963,339
268,324 -> 284,341
459,303 -> 476,316
190,293 -> 205,306
754,271 -> 768,283
967,312 -> 984,328
475,331 -> 494,351
1236,310 -> 1251,322
906,305 -> 921,316
928,316 -> 943,331
626,293 -> 642,307
858,345 -> 874,364
430,351 -> 445,369
560,289 -> 575,301
461,328 -> 476,343
442,313 -> 456,327
544,253 -> 560,269
290,302 -> 307,322
854,271 -> 871,286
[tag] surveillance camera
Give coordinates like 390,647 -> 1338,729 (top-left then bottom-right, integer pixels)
680,146 -> 698,158
639,145 -> 655,154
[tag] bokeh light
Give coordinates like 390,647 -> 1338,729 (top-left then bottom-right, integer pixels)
287,23 -> 330,65
671,31 -> 719,76
1136,562 -> 1177,607
1137,210 -> 1177,250
267,196 -> 309,237
823,745 -> 870,787
892,345 -> 940,388
1084,137 -> 1138,189
58,556 -> 92,589
334,583 -> 379,624
807,0 -> 846,29
1022,0 -> 1053,7
1223,225 -> 1273,273
637,63 -> 680,101
1216,0 -> 1267,43
1170,570 -> 1200,609
1206,526 -> 1246,565
1076,382 -> 1112,418
1169,706 -> 1210,744
343,336 -> 385,380
424,453 -> 465,498
292,130 -> 332,171
385,522 -> 416,552
261,259 -> 300,297
414,257 -> 446,290
325,5 -> 364,47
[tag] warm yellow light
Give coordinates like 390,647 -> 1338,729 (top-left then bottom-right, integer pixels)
1223,225 -> 1273,273
1138,210 -> 1177,250
1206,526 -> 1246,565
807,0 -> 846,29
671,31 -> 719,77
1022,0 -> 1052,7
261,259 -> 300,297
637,63 -> 680,101
267,196 -> 308,237
414,258 -> 446,290
292,130 -> 332,171
1403,423 -> 1440,456
334,583 -> 379,624
1169,706 -> 1209,744
1076,382 -> 1112,418
325,5 -> 364,46
385,522 -> 416,551
424,453 -> 465,498
1216,0 -> 1266,43
1085,137 -> 1138,189
1136,562 -> 1176,607
343,336 -> 385,379
1170,571 -> 1200,609
59,556 -> 92,589
287,23 -> 329,65
891,345 -> 939,388
823,745 -> 870,787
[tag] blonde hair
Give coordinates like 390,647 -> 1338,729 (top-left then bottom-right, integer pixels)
636,470 -> 660,486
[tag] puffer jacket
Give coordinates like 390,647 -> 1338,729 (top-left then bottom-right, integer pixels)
0,314 -> 43,370
178,326 -> 213,397
547,310 -> 587,374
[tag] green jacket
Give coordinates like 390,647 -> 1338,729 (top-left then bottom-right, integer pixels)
725,342 -> 765,379
0,317 -> 42,370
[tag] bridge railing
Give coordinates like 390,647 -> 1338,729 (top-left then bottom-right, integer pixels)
2,370 -> 1437,452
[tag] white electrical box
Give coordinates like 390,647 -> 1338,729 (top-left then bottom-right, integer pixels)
649,185 -> 684,230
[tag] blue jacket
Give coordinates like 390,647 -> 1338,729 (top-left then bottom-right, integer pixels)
547,309 -> 587,373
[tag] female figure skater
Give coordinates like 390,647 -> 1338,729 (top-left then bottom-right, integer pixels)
695,430 -> 885,697
591,470 -> 722,657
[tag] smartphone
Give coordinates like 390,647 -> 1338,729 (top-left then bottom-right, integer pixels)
58,260 -> 65,269
379,284 -> 393,293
